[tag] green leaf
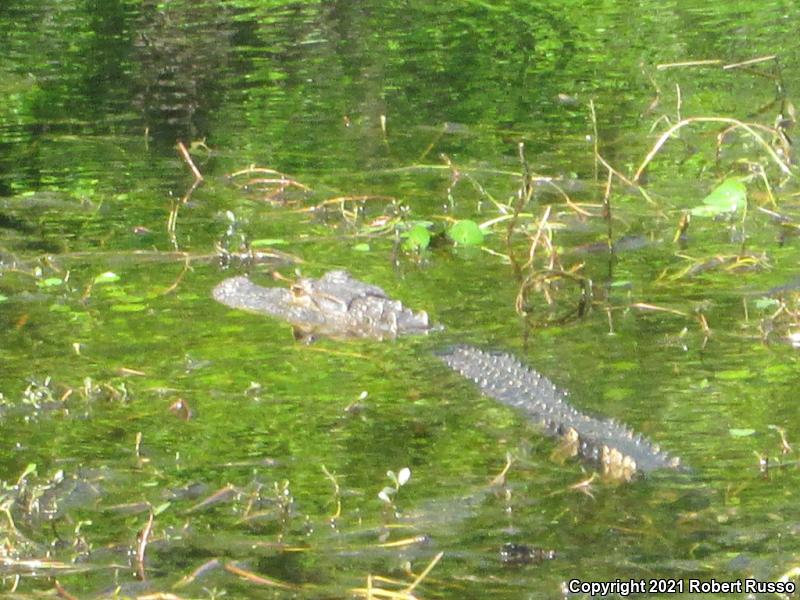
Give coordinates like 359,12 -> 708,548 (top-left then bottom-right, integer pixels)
94,271 -> 120,284
153,502 -> 171,516
0,294 -> 7,303
603,387 -> 632,401
397,467 -> 411,486
753,297 -> 779,310
764,364 -> 792,377
611,361 -> 638,372
352,243 -> 371,252
447,219 -> 484,246
690,178 -> 747,217
409,220 -> 434,229
717,368 -> 751,381
38,277 -> 63,288
110,303 -> 147,312
402,224 -> 431,251
251,238 -> 288,247
729,428 -> 756,438
19,463 -> 38,479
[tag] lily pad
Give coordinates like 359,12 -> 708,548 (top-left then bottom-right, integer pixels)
94,271 -> 120,284
690,178 -> 747,217
402,224 -> 431,251
447,219 -> 484,246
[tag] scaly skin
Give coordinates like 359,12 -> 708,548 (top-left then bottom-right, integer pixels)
437,345 -> 680,479
212,271 -> 435,341
213,271 -> 681,478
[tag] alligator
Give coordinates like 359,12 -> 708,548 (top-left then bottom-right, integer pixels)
213,271 -> 436,341
213,272 -> 680,480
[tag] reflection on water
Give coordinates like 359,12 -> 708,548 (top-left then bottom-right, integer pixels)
2,0 -> 800,597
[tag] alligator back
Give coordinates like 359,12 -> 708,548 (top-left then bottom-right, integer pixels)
438,345 -> 680,480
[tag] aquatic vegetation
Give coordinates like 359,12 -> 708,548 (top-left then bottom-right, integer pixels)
4,4 -> 800,597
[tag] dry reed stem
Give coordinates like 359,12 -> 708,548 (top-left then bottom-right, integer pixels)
228,165 -> 311,191
354,551 -> 443,599
185,484 -> 238,514
629,303 -> 689,317
0,557 -> 92,572
135,510 -> 154,581
176,141 -> 203,181
716,121 -> 792,167
54,579 -> 79,600
167,199 -> 179,235
602,169 -> 613,250
590,100 -> 659,207
634,117 -> 793,182
296,195 -> 396,212
489,452 -> 514,486
724,55 -> 776,70
480,213 -> 533,229
522,205 -> 552,271
179,177 -> 202,205
321,464 -> 342,520
596,150 -> 657,206
160,254 -> 191,295
377,535 -> 430,549
223,562 -> 301,590
589,100 -> 599,182
404,551 -> 444,594
541,179 -> 595,216
656,59 -> 722,70
355,588 -> 419,600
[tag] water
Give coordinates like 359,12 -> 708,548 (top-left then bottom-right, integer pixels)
2,1 -> 800,597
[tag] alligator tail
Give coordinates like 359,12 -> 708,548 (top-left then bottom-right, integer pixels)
438,345 -> 681,480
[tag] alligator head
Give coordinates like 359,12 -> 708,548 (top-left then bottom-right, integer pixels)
212,271 -> 439,341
